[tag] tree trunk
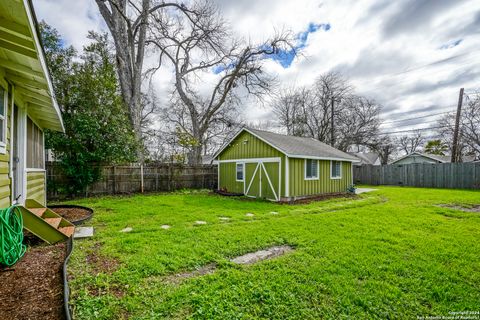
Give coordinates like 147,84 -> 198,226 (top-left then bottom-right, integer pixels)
187,144 -> 203,165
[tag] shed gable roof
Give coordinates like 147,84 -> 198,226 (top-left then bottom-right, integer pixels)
215,127 -> 359,162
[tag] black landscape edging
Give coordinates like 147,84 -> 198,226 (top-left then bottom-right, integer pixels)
48,205 -> 94,225
63,237 -> 74,320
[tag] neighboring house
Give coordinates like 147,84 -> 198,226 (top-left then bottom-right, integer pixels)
0,0 -> 73,243
349,152 -> 381,166
390,152 -> 475,165
213,127 -> 359,201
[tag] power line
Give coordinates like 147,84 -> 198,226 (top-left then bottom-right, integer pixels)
380,110 -> 454,125
379,126 -> 448,135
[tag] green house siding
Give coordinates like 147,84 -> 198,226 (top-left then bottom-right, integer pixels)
218,130 -> 284,161
288,159 -> 352,197
217,129 -> 353,200
26,171 -> 46,205
218,162 -> 244,194
217,130 -> 286,197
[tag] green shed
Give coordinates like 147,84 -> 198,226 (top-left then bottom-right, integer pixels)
214,128 -> 359,201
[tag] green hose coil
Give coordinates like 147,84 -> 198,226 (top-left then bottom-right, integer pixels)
0,206 -> 26,267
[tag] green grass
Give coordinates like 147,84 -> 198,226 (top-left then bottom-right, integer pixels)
65,187 -> 480,319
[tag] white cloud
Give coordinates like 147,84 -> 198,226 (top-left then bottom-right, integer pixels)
33,0 -> 480,134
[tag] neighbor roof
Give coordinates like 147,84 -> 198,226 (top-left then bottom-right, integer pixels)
215,127 -> 359,162
349,152 -> 380,165
391,152 -> 476,164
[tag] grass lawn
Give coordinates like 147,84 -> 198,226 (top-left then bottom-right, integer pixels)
65,187 -> 480,319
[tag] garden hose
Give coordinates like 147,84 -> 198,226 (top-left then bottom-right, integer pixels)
0,206 -> 26,267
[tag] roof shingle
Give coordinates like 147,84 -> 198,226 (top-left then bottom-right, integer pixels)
246,128 -> 358,161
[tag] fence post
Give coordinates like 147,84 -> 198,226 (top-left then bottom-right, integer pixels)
140,164 -> 144,193
112,166 -> 116,194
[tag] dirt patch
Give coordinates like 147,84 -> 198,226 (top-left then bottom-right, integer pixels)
282,193 -> 358,205
437,204 -> 480,213
85,243 -> 120,275
164,263 -> 217,285
86,282 -> 126,299
231,245 -> 293,264
0,242 -> 66,320
50,206 -> 92,224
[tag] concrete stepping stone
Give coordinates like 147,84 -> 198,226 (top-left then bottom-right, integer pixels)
245,213 -> 254,217
219,217 -> 230,221
74,226 -> 94,239
355,188 -> 378,194
270,211 -> 279,215
195,220 -> 207,225
231,245 -> 293,265
120,227 -> 133,233
161,225 -> 171,229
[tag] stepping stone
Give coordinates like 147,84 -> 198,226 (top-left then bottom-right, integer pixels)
74,226 -> 94,239
120,227 -> 133,233
245,213 -> 254,217
195,220 -> 207,225
219,217 -> 230,221
161,225 -> 171,229
355,188 -> 378,195
270,211 -> 279,215
231,245 -> 293,265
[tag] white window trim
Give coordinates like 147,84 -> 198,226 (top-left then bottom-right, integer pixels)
304,159 -> 319,180
330,160 -> 342,179
236,162 -> 245,182
0,85 -> 8,154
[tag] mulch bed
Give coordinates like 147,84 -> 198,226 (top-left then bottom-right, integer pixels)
0,238 -> 66,320
49,206 -> 92,224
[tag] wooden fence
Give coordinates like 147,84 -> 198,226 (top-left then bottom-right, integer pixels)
46,162 -> 218,199
353,163 -> 480,189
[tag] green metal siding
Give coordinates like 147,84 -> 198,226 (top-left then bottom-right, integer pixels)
288,159 -> 352,197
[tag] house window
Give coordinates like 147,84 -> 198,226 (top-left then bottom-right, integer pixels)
305,159 -> 318,179
236,163 -> 244,181
0,87 -> 6,148
27,117 -> 44,169
331,161 -> 342,179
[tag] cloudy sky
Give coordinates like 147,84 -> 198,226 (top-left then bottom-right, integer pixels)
34,0 -> 480,136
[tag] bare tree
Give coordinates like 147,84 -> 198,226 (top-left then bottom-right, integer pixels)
272,73 -> 381,151
397,130 -> 425,154
95,0 -> 201,161
369,135 -> 396,165
460,94 -> 480,158
272,87 -> 306,136
437,93 -> 480,161
335,95 -> 381,151
147,1 -> 293,164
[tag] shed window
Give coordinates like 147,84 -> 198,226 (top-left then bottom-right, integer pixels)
0,87 -> 6,146
305,159 -> 318,179
331,161 -> 342,179
236,163 -> 244,181
27,117 -> 44,169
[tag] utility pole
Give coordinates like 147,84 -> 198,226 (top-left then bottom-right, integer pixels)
451,87 -> 464,163
330,96 -> 335,146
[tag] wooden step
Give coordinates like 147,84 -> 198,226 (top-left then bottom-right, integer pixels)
29,208 -> 47,217
44,217 -> 62,229
58,226 -> 75,237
